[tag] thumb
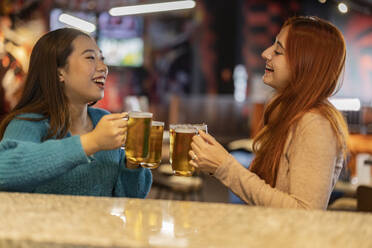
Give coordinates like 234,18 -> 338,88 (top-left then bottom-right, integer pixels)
198,130 -> 217,145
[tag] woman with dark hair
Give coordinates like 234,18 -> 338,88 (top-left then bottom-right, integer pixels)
0,28 -> 152,197
189,16 -> 348,209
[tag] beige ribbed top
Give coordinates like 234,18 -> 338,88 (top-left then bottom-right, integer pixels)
214,112 -> 344,209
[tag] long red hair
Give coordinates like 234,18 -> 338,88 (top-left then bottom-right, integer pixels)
250,16 -> 349,187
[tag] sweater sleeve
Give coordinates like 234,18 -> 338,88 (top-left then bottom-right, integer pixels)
114,148 -> 152,198
0,117 -> 90,192
214,113 -> 339,209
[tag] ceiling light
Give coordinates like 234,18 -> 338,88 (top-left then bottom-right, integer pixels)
338,3 -> 348,14
109,0 -> 196,16
58,13 -> 96,33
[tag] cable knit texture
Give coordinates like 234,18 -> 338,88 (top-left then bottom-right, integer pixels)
0,107 -> 152,198
214,112 -> 343,209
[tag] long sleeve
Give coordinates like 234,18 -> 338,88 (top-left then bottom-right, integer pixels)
214,112 -> 341,209
0,116 -> 89,192
114,148 -> 152,198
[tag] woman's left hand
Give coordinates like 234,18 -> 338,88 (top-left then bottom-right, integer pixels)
189,130 -> 231,175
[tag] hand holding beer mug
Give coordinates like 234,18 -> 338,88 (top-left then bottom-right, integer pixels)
141,121 -> 164,169
82,113 -> 128,154
125,112 -> 153,168
169,124 -> 207,176
189,130 -> 231,175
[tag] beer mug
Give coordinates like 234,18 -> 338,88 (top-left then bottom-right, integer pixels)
169,124 -> 179,165
125,111 -> 153,166
141,121 -> 164,169
169,124 -> 207,165
169,124 -> 207,176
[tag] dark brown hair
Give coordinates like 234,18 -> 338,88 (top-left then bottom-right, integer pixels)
0,28 -> 90,140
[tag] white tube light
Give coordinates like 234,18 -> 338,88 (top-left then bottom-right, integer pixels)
58,13 -> 96,33
330,98 -> 361,111
109,0 -> 196,16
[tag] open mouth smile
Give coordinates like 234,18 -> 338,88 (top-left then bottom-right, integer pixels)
93,77 -> 105,88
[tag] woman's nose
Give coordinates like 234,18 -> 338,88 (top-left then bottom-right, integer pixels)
98,61 -> 108,74
262,47 -> 272,60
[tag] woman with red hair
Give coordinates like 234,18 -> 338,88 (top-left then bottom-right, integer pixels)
189,16 -> 348,209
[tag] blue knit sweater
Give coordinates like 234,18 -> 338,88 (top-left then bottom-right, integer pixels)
0,107 -> 152,197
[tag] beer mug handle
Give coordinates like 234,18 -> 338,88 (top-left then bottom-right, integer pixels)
121,115 -> 129,150
196,124 -> 208,135
203,123 -> 208,134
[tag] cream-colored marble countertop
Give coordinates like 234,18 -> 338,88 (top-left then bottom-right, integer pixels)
0,192 -> 371,248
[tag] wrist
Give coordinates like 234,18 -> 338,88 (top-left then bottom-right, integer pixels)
80,132 -> 99,156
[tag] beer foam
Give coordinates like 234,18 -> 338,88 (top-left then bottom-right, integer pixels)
175,127 -> 197,133
129,111 -> 153,118
152,121 -> 164,126
170,123 -> 207,131
193,124 -> 207,132
170,124 -> 189,129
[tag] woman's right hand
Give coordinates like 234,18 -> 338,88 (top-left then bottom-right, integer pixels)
80,113 -> 128,155
189,130 -> 231,175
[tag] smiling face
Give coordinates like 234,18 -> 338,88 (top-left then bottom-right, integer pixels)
261,26 -> 291,91
58,35 -> 108,105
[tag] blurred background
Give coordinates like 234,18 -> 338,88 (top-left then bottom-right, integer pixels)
1,0 -> 372,206
2,0 -> 372,141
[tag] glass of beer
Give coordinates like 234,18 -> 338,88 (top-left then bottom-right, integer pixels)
170,124 -> 207,176
169,124 -> 207,165
169,124 -> 180,165
141,121 -> 164,169
125,111 -> 153,167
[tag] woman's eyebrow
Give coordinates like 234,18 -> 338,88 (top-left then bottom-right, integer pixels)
277,40 -> 285,50
81,49 -> 95,55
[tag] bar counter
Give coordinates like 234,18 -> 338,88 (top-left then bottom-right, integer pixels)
0,192 -> 371,248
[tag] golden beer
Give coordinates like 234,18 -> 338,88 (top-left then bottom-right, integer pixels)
125,112 -> 152,166
171,127 -> 198,177
169,124 -> 207,165
169,124 -> 177,165
141,121 -> 164,169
